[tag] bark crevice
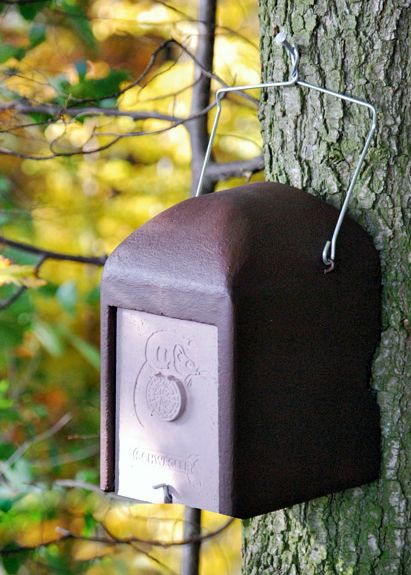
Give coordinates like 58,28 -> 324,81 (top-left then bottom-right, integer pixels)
243,1 -> 410,573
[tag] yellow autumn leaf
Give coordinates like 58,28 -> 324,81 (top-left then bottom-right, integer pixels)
15,519 -> 65,547
0,255 -> 46,288
73,540 -> 115,561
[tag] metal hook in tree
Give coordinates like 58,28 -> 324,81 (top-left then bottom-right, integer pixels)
196,30 -> 377,271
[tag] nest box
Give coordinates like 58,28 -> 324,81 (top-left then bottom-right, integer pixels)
100,182 -> 381,518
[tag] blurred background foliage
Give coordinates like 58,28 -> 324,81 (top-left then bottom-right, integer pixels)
0,0 -> 262,572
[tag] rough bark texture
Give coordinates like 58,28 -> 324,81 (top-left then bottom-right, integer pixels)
243,1 -> 411,574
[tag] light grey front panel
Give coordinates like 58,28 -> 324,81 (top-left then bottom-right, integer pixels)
116,308 -> 219,511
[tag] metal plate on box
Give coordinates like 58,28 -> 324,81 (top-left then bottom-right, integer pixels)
115,308 -> 219,510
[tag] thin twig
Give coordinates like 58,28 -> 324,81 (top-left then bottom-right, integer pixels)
6,413 -> 72,466
0,102 -> 217,160
0,518 -> 235,556
31,444 -> 99,468
0,254 -> 46,311
102,517 -> 236,548
207,155 -> 264,180
54,479 -> 133,501
0,0 -> 48,4
0,234 -> 107,265
1,102 -> 184,123
130,542 -> 179,575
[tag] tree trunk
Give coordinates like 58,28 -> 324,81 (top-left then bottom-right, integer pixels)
243,1 -> 410,573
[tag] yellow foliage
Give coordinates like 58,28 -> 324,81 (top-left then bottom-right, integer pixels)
73,541 -> 116,561
15,519 -> 66,548
0,255 -> 46,288
0,1 -> 259,573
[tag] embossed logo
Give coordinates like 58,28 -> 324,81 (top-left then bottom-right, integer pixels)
146,374 -> 186,421
132,447 -> 200,486
134,330 -> 200,426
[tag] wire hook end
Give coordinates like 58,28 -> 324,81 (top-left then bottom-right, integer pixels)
153,483 -> 173,503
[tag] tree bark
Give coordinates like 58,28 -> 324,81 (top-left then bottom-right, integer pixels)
243,1 -> 411,573
188,0 -> 217,196
182,507 -> 202,575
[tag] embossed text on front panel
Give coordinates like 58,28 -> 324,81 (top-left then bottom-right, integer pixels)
115,309 -> 219,510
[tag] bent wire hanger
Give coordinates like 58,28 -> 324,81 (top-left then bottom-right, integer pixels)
195,30 -> 377,270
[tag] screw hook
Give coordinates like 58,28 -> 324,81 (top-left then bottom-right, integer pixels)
275,30 -> 299,82
153,483 -> 173,503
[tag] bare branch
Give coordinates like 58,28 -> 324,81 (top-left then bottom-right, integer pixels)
0,284 -> 26,311
54,479 -> 131,500
207,155 -> 264,181
1,102 -> 184,123
32,444 -> 99,468
0,119 -> 52,135
152,1 -> 259,51
6,413 -> 72,467
0,234 -> 107,265
0,102 -> 217,160
0,517 -> 235,556
0,38 -> 255,123
0,136 -> 123,160
0,254 -> 46,311
101,517 -> 236,548
129,542 -> 179,575
0,234 -> 106,310
47,38 -> 224,109
1,0 -> 48,4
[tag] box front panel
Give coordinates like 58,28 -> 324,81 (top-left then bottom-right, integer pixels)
115,308 -> 219,511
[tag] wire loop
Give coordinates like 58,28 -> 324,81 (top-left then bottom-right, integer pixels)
195,31 -> 377,270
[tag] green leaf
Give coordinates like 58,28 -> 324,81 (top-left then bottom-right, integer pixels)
66,69 -> 129,100
36,282 -> 59,299
0,45 -> 26,64
85,286 -> 100,305
0,497 -> 14,512
75,59 -> 87,80
56,281 -> 77,314
82,510 -> 97,536
62,1 -> 96,48
48,74 -> 71,96
0,176 -> 13,226
2,554 -> 23,575
71,337 -> 100,370
2,248 -> 37,266
0,442 -> 14,461
33,321 -> 65,356
0,409 -> 20,423
0,175 -> 11,194
0,291 -> 33,363
27,111 -> 54,123
18,0 -> 48,21
0,397 -> 13,409
29,23 -> 47,48
59,325 -> 99,370
100,97 -> 117,108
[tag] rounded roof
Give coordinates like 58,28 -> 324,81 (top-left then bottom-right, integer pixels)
103,181 -> 378,294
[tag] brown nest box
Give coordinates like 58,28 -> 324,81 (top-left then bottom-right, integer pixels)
100,182 -> 381,518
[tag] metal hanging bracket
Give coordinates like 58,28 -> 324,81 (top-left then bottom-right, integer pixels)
195,31 -> 377,271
